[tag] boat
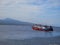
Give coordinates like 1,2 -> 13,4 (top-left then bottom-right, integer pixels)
32,24 -> 53,32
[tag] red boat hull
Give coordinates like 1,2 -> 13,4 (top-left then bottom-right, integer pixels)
32,27 -> 53,32
32,27 -> 44,31
32,24 -> 53,32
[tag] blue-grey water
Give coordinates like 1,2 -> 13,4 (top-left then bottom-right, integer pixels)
0,25 -> 60,40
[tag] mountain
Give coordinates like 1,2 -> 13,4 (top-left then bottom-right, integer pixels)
0,18 -> 33,25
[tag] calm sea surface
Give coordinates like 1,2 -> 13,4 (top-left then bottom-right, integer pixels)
0,25 -> 60,40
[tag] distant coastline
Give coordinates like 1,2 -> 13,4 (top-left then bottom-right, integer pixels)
0,24 -> 31,25
0,18 -> 33,26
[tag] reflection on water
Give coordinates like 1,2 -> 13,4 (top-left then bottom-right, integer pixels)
44,31 -> 60,37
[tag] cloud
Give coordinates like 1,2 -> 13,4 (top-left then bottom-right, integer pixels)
0,0 -> 60,26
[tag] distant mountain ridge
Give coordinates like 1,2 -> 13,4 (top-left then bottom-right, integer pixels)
0,18 -> 33,25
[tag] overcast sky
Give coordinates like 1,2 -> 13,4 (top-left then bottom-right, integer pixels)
0,0 -> 60,26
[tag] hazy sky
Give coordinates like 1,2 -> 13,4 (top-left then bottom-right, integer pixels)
0,0 -> 60,26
